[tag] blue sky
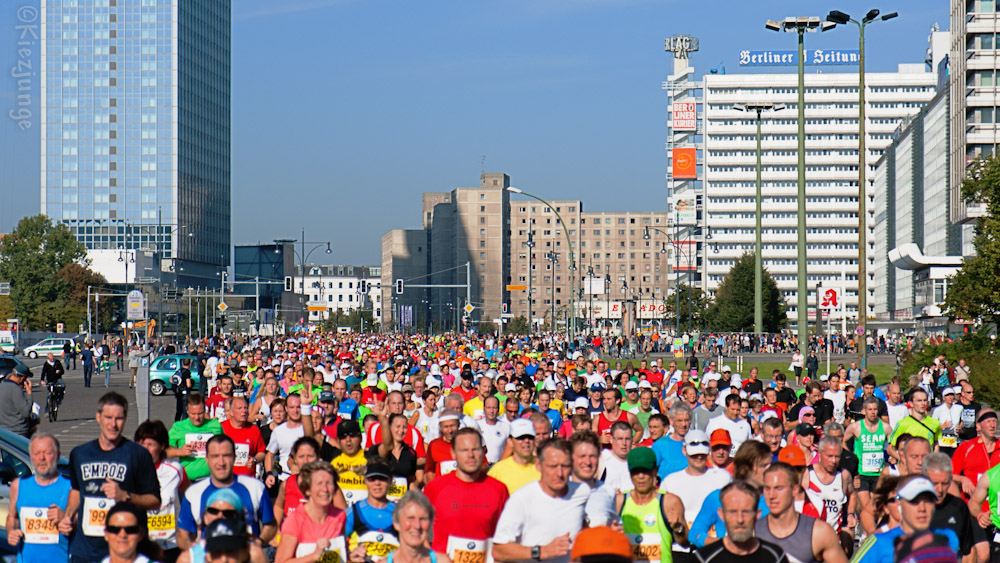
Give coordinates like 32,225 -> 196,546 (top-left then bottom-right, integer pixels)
0,0 -> 949,265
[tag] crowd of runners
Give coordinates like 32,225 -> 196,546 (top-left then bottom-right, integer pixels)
2,332 -> 987,563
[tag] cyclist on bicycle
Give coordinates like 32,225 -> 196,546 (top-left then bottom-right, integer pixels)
41,352 -> 66,416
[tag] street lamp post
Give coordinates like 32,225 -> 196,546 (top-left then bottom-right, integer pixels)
523,232 -> 535,333
274,230 -> 331,326
587,266 -> 595,338
644,225 -> 682,336
826,8 -> 897,371
766,16 -> 835,358
735,102 -> 785,336
545,252 -> 558,331
604,274 -> 611,336
507,187 -> 576,340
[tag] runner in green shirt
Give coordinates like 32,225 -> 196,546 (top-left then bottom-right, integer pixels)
887,387 -> 941,461
166,393 -> 223,481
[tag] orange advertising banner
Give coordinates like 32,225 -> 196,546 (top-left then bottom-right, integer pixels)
673,147 -> 697,179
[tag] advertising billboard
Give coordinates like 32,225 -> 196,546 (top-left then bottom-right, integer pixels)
672,147 -> 697,179
672,102 -> 697,131
672,195 -> 697,225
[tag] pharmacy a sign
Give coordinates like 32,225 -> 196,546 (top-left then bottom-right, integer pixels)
739,49 -> 859,66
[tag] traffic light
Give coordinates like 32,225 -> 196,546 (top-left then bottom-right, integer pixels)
502,303 -> 508,314
284,276 -> 293,292
396,279 -> 404,294
360,280 -> 367,294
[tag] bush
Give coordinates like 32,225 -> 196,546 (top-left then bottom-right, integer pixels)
899,333 -> 1000,408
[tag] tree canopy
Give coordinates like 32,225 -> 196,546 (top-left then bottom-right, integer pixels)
945,155 -> 1000,328
0,214 -> 90,330
705,252 -> 787,333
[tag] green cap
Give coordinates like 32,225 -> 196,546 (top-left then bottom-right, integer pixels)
627,447 -> 657,471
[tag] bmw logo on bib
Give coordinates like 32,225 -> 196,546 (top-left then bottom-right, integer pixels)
35,509 -> 43,517
634,535 -> 643,543
467,542 -> 476,550
99,500 -> 107,508
377,534 -> 384,542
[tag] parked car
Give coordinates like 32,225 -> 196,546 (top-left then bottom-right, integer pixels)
0,428 -> 71,561
149,354 -> 199,396
0,355 -> 33,379
22,337 -> 76,359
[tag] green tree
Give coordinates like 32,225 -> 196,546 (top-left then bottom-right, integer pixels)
664,283 -> 712,331
705,253 -> 787,333
506,315 -> 529,335
945,155 -> 1000,328
0,215 -> 88,330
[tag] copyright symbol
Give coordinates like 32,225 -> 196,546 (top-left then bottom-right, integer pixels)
17,5 -> 38,22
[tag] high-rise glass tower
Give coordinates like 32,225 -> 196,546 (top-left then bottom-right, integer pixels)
40,0 -> 231,287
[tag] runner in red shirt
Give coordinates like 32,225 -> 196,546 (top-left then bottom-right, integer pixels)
220,396 -> 266,476
424,410 -> 461,483
424,427 -> 510,557
593,388 -> 642,446
449,371 -> 478,402
953,409 -> 1000,504
205,374 -> 234,421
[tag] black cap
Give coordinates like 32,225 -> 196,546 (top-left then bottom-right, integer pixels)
12,364 -> 31,378
365,462 -> 392,480
796,423 -> 816,436
204,517 -> 248,552
337,419 -> 362,437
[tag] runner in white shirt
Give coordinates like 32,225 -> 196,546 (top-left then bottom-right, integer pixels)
476,396 -> 510,465
823,373 -> 847,424
704,395 -> 753,453
660,429 -> 732,526
598,422 -> 633,491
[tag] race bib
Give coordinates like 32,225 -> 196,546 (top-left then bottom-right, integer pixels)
296,537 -> 347,563
19,507 -> 59,544
147,506 -> 176,540
439,460 -> 458,475
185,433 -> 214,458
339,473 -> 368,506
862,452 -> 883,473
447,536 -> 488,563
82,496 -> 116,537
387,477 -> 408,501
627,533 -> 661,562
235,443 -> 251,467
356,531 -> 400,558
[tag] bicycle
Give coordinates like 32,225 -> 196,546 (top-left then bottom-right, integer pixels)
47,380 -> 66,422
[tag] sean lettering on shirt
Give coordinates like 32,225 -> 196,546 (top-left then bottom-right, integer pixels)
81,462 -> 128,481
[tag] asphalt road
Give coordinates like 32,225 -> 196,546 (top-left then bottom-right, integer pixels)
22,356 -> 175,452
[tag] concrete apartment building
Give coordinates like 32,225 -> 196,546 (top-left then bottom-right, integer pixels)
295,265 -> 382,325
382,173 -> 670,333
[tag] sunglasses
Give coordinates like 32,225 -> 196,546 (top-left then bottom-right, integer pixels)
106,525 -> 142,535
205,508 -> 241,518
687,440 -> 710,447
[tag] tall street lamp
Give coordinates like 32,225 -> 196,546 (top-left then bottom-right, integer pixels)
644,225 -> 681,336
587,266 -> 595,337
523,232 -> 535,332
826,8 -> 897,371
274,229 -> 332,325
545,251 -> 559,330
604,274 -> 611,336
735,102 -> 785,336
766,16 -> 834,358
508,187 -> 576,339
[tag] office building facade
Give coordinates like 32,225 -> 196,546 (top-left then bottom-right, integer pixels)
295,265 -> 382,325
696,59 -> 940,325
40,0 -> 231,288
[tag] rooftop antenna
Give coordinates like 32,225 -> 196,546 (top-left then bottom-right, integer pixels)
709,61 -> 726,75
481,155 -> 486,175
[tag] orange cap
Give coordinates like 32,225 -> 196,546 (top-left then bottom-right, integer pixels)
778,445 -> 807,467
570,526 -> 633,561
709,428 -> 732,447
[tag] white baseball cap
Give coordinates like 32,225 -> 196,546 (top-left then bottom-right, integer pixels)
684,430 -> 711,456
624,381 -> 639,391
511,419 -> 536,438
573,397 -> 590,410
721,365 -> 732,373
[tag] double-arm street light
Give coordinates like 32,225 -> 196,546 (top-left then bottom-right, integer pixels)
523,232 -> 535,331
644,225 -> 681,336
826,8 -> 897,370
765,15 -> 834,358
274,229 -> 332,324
545,251 -> 559,331
507,187 -> 577,339
734,102 -> 785,336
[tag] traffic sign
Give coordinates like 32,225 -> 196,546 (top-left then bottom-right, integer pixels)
464,304 -> 475,314
127,290 -> 144,320
855,325 -> 865,336
306,306 -> 326,312
506,285 -> 526,291
217,302 -> 229,312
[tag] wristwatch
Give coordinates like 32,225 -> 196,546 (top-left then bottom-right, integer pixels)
531,546 -> 541,561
